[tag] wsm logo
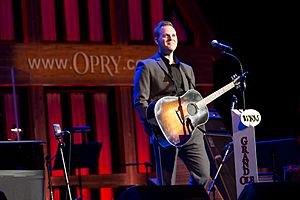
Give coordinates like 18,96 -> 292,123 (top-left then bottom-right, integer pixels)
240,109 -> 261,127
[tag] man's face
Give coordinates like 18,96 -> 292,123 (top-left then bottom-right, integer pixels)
156,25 -> 178,55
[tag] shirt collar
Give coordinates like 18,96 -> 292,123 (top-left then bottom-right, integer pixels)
159,53 -> 180,66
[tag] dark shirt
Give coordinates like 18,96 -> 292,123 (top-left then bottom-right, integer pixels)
160,55 -> 184,96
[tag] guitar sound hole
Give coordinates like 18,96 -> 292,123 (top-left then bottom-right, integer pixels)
187,103 -> 198,116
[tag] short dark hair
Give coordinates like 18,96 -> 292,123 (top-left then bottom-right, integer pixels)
153,20 -> 174,38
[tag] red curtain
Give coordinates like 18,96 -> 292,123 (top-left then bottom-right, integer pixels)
94,93 -> 113,200
64,0 -> 80,41
40,0 -> 56,41
4,93 -> 19,140
0,0 -> 14,40
47,92 -> 114,199
87,0 -> 104,41
70,93 -> 90,199
135,111 -> 151,173
46,93 -> 63,200
150,0 -> 164,35
127,0 -> 143,40
172,12 -> 187,42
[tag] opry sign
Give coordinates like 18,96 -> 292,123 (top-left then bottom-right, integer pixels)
0,44 -> 156,85
231,109 -> 261,199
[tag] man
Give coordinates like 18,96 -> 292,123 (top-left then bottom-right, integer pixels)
133,20 -> 210,186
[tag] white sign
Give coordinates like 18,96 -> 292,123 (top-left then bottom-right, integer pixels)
240,109 -> 261,127
231,109 -> 259,199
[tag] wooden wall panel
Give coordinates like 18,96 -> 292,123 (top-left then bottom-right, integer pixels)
116,87 -> 138,177
4,93 -> 19,140
29,86 -> 47,141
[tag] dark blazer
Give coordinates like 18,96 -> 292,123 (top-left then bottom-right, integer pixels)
133,53 -> 198,135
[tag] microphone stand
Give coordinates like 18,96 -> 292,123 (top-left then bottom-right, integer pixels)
11,65 -> 21,140
222,51 -> 247,110
56,136 -> 73,200
207,142 -> 233,198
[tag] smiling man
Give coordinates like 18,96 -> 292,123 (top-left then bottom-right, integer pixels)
133,20 -> 210,186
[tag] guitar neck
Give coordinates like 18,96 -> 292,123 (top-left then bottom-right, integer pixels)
197,81 -> 236,107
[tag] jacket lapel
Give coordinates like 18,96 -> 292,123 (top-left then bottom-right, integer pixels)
152,53 -> 173,79
179,66 -> 190,90
152,53 -> 192,90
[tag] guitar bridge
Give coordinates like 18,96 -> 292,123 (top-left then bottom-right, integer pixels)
175,110 -> 184,124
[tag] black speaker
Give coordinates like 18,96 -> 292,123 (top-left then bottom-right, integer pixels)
238,182 -> 300,200
117,185 -> 210,200
0,191 -> 7,200
256,138 -> 300,181
204,132 -> 236,200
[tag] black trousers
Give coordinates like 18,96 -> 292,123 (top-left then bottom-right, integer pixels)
152,128 -> 210,186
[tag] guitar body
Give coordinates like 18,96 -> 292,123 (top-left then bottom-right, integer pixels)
146,72 -> 247,147
147,89 -> 209,147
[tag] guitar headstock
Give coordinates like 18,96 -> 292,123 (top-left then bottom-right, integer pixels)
231,71 -> 248,88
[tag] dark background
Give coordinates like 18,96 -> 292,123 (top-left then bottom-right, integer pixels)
198,2 -> 300,141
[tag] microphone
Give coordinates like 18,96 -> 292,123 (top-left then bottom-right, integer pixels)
231,95 -> 238,110
59,130 -> 70,135
53,124 -> 70,139
211,40 -> 233,52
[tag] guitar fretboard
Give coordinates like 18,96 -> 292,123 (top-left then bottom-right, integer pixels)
197,81 -> 236,108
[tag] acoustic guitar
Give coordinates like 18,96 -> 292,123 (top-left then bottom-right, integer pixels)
146,72 -> 247,147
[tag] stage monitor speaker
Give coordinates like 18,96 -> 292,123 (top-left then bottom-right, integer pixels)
206,108 -> 228,133
0,191 -> 7,200
238,182 -> 300,200
256,137 -> 300,181
117,185 -> 210,200
204,132 -> 236,200
0,141 -> 45,200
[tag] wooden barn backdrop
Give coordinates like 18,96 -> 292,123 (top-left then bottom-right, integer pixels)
0,0 -> 219,199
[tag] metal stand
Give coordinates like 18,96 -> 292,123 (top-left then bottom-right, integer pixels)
72,125 -> 91,200
221,51 -> 247,110
10,65 -> 21,141
53,142 -> 102,200
57,140 -> 73,200
75,159 -> 83,200
207,142 -> 233,197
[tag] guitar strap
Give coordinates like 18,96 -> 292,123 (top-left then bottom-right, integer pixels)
180,65 -> 209,135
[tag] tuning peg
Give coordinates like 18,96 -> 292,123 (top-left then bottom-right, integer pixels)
231,74 -> 238,80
